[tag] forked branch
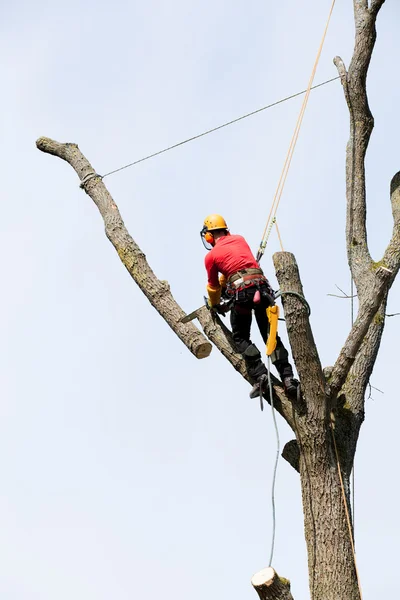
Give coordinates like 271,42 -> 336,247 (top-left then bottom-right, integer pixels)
330,0 -> 399,399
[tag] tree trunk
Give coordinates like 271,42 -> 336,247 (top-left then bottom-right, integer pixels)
35,4 -> 400,599
274,252 -> 361,600
298,433 -> 359,600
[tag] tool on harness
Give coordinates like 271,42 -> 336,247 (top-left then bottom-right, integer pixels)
225,269 -> 275,306
266,305 -> 279,356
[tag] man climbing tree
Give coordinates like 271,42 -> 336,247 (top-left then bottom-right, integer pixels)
201,213 -> 298,399
36,1 -> 398,598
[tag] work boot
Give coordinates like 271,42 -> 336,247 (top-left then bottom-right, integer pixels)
249,374 -> 270,400
282,376 -> 299,398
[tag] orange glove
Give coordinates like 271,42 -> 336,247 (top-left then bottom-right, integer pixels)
206,283 -> 222,306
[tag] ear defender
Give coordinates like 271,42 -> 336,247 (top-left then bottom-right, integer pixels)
204,231 -> 214,245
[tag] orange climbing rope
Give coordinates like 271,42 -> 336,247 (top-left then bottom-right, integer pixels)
256,0 -> 336,261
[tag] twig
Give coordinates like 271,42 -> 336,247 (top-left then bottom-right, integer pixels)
328,284 -> 358,299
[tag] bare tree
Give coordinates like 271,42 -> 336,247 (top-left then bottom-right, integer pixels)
36,1 -> 398,598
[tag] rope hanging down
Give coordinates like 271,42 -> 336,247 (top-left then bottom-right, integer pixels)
350,274 -> 356,537
100,77 -> 339,179
266,356 -> 280,567
331,419 -> 363,599
256,0 -> 336,262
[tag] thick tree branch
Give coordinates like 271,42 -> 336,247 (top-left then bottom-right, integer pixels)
343,293 -> 387,414
328,267 -> 390,397
334,0 -> 385,286
273,252 -> 326,421
334,294 -> 388,474
369,0 -> 386,17
355,1 -> 368,14
251,568 -> 294,600
331,0 -> 393,402
36,137 -> 211,360
383,171 -> 400,275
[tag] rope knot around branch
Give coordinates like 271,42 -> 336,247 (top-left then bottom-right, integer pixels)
80,172 -> 102,189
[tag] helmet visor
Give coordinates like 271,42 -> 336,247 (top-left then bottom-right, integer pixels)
200,226 -> 213,251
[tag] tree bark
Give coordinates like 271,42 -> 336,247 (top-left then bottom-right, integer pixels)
297,436 -> 359,600
251,568 -> 294,600
273,252 -> 326,422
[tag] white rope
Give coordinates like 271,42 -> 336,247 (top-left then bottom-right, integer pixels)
267,356 -> 280,566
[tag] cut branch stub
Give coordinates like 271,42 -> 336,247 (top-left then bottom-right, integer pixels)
282,439 -> 300,473
251,567 -> 294,600
36,137 -> 211,360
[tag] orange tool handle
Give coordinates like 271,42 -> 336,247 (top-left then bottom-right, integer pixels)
266,305 -> 279,356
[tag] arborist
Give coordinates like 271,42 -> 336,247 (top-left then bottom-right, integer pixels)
201,214 -> 298,399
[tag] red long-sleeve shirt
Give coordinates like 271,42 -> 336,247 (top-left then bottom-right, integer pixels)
204,234 -> 260,288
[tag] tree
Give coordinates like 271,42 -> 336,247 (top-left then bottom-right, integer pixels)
36,1 -> 398,598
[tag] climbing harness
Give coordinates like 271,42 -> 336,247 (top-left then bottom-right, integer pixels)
255,0 -> 337,262
226,268 -> 267,293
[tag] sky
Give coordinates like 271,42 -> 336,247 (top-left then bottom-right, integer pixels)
1,0 -> 399,598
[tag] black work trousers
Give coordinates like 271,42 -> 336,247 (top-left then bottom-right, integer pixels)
230,284 -> 293,381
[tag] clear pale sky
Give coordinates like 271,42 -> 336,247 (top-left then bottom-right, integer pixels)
1,1 -> 399,598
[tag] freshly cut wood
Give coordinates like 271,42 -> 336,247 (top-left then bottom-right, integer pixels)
251,567 -> 294,600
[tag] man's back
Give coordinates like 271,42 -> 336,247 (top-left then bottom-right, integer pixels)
205,234 -> 259,286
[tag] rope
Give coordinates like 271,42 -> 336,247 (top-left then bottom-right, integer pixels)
267,357 -> 280,567
100,77 -> 339,179
256,0 -> 336,262
275,290 -> 311,316
331,422 -> 363,599
257,361 -> 279,566
350,275 -> 356,539
275,219 -> 285,252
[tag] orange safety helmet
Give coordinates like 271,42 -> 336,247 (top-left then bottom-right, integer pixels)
200,214 -> 228,250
